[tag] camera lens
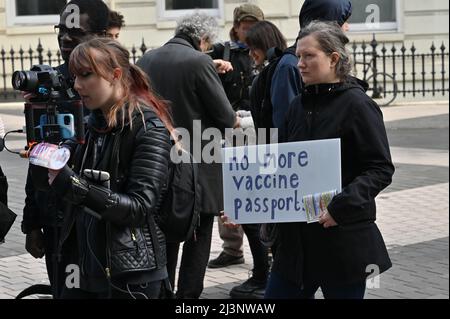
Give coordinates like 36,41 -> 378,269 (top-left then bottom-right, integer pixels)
12,71 -> 27,91
12,70 -> 40,92
64,115 -> 71,125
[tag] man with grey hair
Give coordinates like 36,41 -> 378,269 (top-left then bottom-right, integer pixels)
175,12 -> 218,50
137,12 -> 238,299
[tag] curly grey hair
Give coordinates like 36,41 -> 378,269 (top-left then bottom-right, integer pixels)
175,12 -> 219,44
298,20 -> 353,80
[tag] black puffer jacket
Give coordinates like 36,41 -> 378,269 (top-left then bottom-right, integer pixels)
51,107 -> 171,289
274,78 -> 394,286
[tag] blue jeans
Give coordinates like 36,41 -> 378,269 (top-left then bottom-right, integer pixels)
264,272 -> 366,299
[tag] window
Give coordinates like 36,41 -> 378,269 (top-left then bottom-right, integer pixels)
348,0 -> 399,32
159,0 -> 222,19
7,0 -> 67,26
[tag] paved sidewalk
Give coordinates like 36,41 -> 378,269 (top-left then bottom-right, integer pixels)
0,102 -> 448,299
204,183 -> 449,299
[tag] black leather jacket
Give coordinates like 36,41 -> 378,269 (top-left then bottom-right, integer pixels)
51,108 -> 171,287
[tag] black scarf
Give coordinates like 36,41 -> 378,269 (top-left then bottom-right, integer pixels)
174,32 -> 201,51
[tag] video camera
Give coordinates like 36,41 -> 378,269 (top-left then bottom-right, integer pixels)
12,64 -> 85,148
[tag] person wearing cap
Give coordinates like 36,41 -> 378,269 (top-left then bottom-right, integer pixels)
207,4 -> 264,275
210,4 -> 264,111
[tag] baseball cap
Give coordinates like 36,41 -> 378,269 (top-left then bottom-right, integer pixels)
233,4 -> 264,23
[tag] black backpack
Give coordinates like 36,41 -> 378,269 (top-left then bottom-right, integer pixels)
250,46 -> 297,144
118,111 -> 200,243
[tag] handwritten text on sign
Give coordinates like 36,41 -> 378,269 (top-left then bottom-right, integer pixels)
222,139 -> 341,224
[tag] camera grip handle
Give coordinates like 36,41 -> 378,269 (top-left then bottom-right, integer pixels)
71,100 -> 85,144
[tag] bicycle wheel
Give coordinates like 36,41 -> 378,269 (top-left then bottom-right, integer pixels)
366,73 -> 398,107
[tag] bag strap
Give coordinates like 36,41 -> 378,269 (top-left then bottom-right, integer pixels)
190,158 -> 201,240
266,47 -> 283,63
264,47 -> 286,96
223,41 -> 231,62
263,46 -> 297,102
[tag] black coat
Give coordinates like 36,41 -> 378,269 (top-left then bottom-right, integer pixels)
137,37 -> 236,216
273,78 -> 394,286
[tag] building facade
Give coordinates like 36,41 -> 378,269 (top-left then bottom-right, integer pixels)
0,0 -> 448,101
1,0 -> 448,51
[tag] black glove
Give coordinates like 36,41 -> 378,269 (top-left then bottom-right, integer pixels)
29,164 -> 50,192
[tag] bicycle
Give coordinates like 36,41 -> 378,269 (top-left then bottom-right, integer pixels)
354,55 -> 398,107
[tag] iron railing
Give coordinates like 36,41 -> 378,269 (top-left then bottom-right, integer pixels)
0,36 -> 449,103
352,34 -> 449,104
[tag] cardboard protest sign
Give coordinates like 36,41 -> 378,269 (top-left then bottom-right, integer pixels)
222,139 -> 341,224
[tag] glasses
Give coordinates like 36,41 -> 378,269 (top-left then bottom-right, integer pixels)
54,24 -> 106,38
54,24 -> 90,38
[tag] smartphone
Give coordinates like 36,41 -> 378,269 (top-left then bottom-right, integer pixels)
82,169 -> 111,220
82,169 -> 110,189
39,113 -> 75,140
57,113 -> 75,139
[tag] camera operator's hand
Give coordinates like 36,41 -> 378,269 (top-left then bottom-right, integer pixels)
21,91 -> 36,102
213,59 -> 233,74
25,229 -> 45,258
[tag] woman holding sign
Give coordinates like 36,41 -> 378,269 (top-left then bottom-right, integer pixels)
220,21 -> 288,299
266,21 -> 395,299
46,38 -> 173,299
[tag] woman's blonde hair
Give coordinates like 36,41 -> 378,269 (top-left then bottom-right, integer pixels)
69,38 -> 174,134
